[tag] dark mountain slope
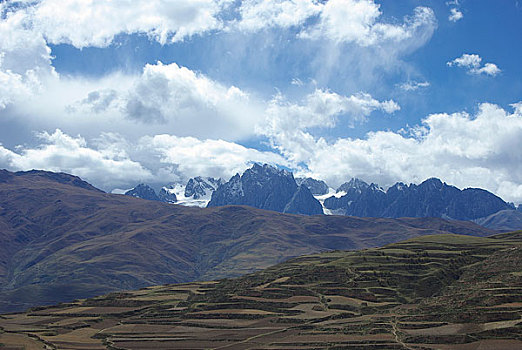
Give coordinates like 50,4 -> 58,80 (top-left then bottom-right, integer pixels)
325,177 -> 513,220
208,163 -> 323,215
0,169 -> 493,313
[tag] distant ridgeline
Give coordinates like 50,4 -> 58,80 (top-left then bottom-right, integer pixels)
124,164 -> 520,228
323,177 -> 513,221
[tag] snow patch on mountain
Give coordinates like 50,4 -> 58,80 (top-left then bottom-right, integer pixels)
162,176 -> 223,207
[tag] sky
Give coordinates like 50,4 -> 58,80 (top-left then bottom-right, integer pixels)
0,0 -> 521,204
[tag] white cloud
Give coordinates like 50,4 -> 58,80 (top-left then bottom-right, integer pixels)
259,89 -> 399,163
0,129 -> 152,190
293,103 -> 522,205
3,0 -> 437,50
1,102 -> 520,205
0,4 -> 56,109
447,53 -> 501,76
11,0 -> 227,48
0,129 -> 287,190
236,0 -> 321,32
234,0 -> 437,52
0,0 -> 438,122
299,1 -> 436,47
398,80 -> 430,91
5,61 -> 264,142
141,134 -> 288,181
448,53 -> 481,68
121,62 -> 259,135
448,8 -> 463,22
475,63 -> 501,76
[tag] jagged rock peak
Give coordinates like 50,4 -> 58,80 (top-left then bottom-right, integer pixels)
158,187 -> 177,203
388,182 -> 408,192
284,185 -> 324,215
419,177 -> 447,190
295,177 -> 329,196
125,184 -> 160,201
368,183 -> 385,192
249,163 -> 290,176
337,178 -> 369,193
208,163 -> 323,215
184,176 -> 223,199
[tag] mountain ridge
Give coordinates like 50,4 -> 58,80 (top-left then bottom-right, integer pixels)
325,176 -> 514,221
120,165 -> 518,229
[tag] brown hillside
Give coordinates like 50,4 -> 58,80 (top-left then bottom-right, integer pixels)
0,170 -> 494,313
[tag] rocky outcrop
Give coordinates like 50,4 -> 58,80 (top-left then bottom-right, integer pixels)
125,184 -> 161,201
208,164 -> 323,215
295,177 -> 329,195
184,177 -> 223,199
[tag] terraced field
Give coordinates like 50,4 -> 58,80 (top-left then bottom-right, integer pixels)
1,232 -> 521,349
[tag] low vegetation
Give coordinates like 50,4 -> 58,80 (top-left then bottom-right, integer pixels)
1,231 -> 520,349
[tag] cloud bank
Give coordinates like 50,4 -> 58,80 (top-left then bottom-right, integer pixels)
1,103 -> 521,204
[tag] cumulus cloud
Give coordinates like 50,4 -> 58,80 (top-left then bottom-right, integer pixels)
3,0 -> 437,50
0,0 -> 519,206
299,1 -> 436,47
0,129 -> 286,190
259,89 -> 399,162
0,0 -> 437,121
448,8 -> 463,22
236,0 -> 321,31
294,103 -> 522,204
1,102 -> 520,205
8,0 -> 227,48
0,4 -> 56,109
234,0 -> 437,48
447,54 -> 501,76
121,62 -> 258,131
0,129 -> 152,190
79,89 -> 119,113
6,61 -> 263,142
141,134 -> 288,181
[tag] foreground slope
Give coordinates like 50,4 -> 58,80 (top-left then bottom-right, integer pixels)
0,169 -> 494,313
1,232 -> 520,349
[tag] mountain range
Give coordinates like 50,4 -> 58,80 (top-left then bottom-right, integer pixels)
324,177 -> 514,220
124,163 -> 521,230
0,169 -> 494,313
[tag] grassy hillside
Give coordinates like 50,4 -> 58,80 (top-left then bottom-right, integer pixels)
1,232 -> 520,349
0,170 -> 494,313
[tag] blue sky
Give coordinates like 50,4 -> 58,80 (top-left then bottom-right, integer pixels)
0,0 -> 521,204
